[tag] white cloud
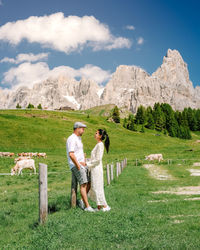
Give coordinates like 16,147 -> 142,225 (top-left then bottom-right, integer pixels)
3,62 -> 50,88
2,62 -> 111,89
0,12 -> 132,53
0,0 -> 2,6
137,37 -> 144,45
126,25 -> 135,30
78,64 -> 111,83
0,53 -> 49,64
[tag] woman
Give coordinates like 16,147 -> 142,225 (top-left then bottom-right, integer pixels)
86,129 -> 111,212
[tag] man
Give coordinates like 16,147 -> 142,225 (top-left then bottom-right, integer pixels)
66,122 -> 93,212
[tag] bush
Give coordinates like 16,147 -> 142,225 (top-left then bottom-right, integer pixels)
112,106 -> 120,123
27,103 -> 34,109
37,104 -> 42,109
16,103 -> 21,109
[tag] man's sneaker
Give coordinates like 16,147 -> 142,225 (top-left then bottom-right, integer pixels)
102,206 -> 111,212
78,199 -> 85,210
84,206 -> 95,212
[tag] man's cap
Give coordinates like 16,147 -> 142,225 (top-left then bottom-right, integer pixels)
73,122 -> 87,129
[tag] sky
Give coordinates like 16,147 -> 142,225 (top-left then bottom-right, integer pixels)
0,0 -> 199,90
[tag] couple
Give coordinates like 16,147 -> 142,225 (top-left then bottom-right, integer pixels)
66,122 -> 111,212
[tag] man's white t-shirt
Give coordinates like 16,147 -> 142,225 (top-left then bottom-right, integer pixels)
66,133 -> 85,169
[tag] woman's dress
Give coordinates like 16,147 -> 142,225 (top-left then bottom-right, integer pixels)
87,142 -> 107,206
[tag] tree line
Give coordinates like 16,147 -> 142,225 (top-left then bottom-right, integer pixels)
112,103 -> 200,139
16,103 -> 42,109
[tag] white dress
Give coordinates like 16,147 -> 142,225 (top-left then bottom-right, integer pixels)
87,142 -> 108,206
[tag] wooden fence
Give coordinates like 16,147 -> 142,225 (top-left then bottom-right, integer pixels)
70,158 -> 128,208
106,158 -> 127,186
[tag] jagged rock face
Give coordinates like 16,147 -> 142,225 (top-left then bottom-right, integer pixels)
2,76 -> 102,110
101,49 -> 200,112
0,49 -> 200,111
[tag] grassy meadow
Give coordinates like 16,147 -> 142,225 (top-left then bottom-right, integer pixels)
1,108 -> 200,249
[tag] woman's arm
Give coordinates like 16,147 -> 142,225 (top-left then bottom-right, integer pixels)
87,144 -> 104,168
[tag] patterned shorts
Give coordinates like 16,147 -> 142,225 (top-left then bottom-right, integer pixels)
71,166 -> 91,186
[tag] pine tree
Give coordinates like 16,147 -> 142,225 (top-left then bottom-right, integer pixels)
37,104 -> 42,109
186,108 -> 197,131
27,103 -> 34,109
112,106 -> 120,123
16,103 -> 21,109
145,113 -> 155,129
135,105 -> 146,124
123,118 -> 127,128
153,103 -> 165,132
140,124 -> 145,133
196,109 -> 200,131
130,117 -> 137,131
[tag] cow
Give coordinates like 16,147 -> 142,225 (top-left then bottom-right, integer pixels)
145,154 -> 163,162
14,156 -> 31,163
37,153 -> 47,158
1,152 -> 15,157
11,159 -> 36,175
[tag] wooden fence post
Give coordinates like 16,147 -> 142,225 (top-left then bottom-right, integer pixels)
125,158 -> 127,166
71,171 -> 77,208
121,161 -> 124,171
110,163 -> 114,181
39,163 -> 48,224
136,159 -> 138,166
116,162 -> 119,178
106,164 -> 110,185
118,162 -> 121,175
123,158 -> 126,167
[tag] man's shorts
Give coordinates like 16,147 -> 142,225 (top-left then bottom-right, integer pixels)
71,166 -> 91,186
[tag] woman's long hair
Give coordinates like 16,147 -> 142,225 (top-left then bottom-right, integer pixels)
98,129 -> 110,153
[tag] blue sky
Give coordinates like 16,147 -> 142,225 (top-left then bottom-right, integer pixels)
0,0 -> 199,90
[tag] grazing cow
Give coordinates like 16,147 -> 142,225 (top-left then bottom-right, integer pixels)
14,156 -> 31,163
11,159 -> 36,175
0,152 -> 15,157
37,153 -> 47,158
32,152 -> 38,157
145,154 -> 163,162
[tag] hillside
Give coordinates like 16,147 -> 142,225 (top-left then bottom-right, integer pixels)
1,109 -> 200,248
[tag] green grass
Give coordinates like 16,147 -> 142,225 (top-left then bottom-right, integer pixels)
1,108 -> 200,249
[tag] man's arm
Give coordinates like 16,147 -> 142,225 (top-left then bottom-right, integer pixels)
69,152 -> 81,170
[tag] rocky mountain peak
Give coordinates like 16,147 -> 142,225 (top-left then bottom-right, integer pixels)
0,49 -> 199,112
153,49 -> 190,85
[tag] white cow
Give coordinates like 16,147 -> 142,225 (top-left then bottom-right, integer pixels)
37,153 -> 47,158
11,159 -> 36,175
145,154 -> 163,162
14,156 -> 31,163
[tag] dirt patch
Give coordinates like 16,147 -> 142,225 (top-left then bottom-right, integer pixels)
187,169 -> 200,176
193,162 -> 200,167
173,220 -> 184,224
153,186 -> 200,195
143,164 -> 175,180
148,197 -> 200,203
148,199 -> 169,203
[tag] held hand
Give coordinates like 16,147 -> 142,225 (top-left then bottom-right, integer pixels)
77,164 -> 81,171
80,162 -> 86,166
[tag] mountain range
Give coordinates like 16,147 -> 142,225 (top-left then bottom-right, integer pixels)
1,49 -> 200,112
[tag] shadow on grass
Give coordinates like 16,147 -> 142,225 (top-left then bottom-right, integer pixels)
48,195 -> 71,214
29,195 -> 71,229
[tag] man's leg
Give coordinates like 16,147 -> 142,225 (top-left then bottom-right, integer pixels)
80,183 -> 89,208
86,169 -> 91,193
86,182 -> 91,193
